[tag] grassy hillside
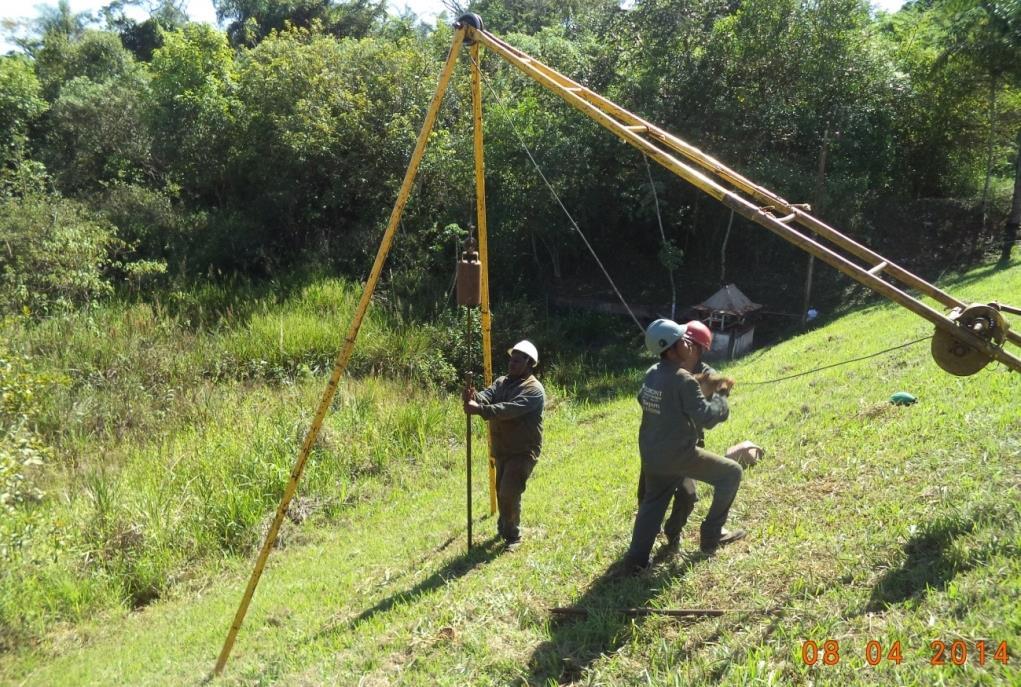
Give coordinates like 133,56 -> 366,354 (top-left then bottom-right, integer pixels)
2,260 -> 1020,686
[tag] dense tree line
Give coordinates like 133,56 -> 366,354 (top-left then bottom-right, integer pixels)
1,0 -> 1018,318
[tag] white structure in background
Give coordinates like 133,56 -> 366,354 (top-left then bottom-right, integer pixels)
693,284 -> 762,360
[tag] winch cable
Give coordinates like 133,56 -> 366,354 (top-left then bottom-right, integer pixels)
470,52 -> 644,334
742,335 -> 929,385
644,154 -> 676,320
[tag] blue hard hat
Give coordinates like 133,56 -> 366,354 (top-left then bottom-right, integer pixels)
645,319 -> 686,356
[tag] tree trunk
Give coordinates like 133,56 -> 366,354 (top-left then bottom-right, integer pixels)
1001,128 -> 1021,264
534,231 -> 561,279
803,126 -> 829,325
720,209 -> 734,286
980,73 -> 998,239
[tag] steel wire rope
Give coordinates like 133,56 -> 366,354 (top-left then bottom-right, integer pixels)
742,336 -> 929,385
468,51 -> 644,333
643,154 -> 677,320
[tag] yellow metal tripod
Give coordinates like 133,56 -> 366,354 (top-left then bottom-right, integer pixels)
214,15 -> 1020,677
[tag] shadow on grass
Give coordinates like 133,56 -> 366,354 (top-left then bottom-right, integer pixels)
303,533 -> 505,645
865,505 -> 1021,613
700,604 -> 786,683
937,257 -> 1018,292
523,546 -> 709,685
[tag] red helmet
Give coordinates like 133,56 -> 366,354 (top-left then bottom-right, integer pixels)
684,320 -> 713,351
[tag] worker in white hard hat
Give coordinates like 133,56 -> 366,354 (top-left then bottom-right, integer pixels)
463,339 -> 545,550
625,320 -> 744,574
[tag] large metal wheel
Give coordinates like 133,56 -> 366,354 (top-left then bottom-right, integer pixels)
931,303 -> 1009,376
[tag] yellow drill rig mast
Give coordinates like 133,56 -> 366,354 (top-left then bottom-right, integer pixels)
214,15 -> 1019,677
455,13 -> 1020,377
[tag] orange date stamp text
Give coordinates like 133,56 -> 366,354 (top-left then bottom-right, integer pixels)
799,639 -> 1011,667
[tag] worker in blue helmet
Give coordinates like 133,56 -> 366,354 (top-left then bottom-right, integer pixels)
625,319 -> 745,574
634,319 -> 721,548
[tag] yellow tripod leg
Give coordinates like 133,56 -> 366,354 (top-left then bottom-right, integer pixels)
212,28 -> 467,676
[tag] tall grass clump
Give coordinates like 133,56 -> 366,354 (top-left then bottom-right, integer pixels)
213,278 -> 458,385
0,328 -> 63,649
0,274 -> 477,644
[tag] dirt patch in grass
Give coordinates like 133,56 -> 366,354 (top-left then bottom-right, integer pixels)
857,401 -> 895,419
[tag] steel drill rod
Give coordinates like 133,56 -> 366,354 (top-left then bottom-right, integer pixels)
550,607 -> 768,618
465,309 -> 473,551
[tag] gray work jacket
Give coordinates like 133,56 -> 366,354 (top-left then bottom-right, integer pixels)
474,374 -> 545,460
637,360 -> 728,473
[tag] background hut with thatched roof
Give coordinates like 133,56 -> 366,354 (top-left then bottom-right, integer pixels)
693,284 -> 762,360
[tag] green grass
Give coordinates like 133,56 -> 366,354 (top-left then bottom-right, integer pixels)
2,259 -> 1020,685
0,277 -> 471,648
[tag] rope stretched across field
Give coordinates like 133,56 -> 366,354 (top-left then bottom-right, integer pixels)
742,336 -> 929,385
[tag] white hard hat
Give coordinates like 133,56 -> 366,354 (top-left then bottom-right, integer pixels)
508,340 -> 539,365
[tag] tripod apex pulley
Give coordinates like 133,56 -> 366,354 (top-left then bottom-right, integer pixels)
931,303 -> 1011,376
455,13 -> 484,44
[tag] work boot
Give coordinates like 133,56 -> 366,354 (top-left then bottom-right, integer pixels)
622,554 -> 652,577
700,528 -> 746,554
664,530 -> 682,549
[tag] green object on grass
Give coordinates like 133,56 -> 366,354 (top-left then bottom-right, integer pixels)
890,391 -> 917,406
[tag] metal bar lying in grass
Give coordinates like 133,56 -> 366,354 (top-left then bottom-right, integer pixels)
550,607 -> 774,619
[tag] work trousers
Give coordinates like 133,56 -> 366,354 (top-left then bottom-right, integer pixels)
495,454 -> 537,542
627,447 -> 742,566
636,469 -> 698,540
